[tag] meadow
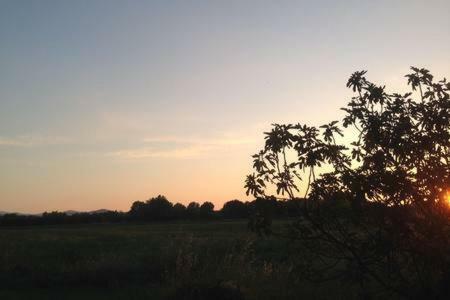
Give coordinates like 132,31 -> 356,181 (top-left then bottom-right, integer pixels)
0,221 -> 366,300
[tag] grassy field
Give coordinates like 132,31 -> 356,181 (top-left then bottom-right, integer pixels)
0,221 -> 362,299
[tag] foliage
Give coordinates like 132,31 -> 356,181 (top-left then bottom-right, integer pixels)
200,201 -> 215,218
130,195 -> 173,221
245,67 -> 450,298
221,200 -> 249,219
186,201 -> 201,218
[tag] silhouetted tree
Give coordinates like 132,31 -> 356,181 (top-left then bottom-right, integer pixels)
186,202 -> 201,219
250,196 -> 282,217
221,200 -> 248,219
130,201 -> 146,220
173,203 -> 187,219
128,195 -> 174,221
245,67 -> 450,298
144,195 -> 174,220
199,201 -> 214,218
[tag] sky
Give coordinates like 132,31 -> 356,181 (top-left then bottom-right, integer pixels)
0,0 -> 449,213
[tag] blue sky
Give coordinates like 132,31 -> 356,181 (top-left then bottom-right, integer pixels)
0,0 -> 449,212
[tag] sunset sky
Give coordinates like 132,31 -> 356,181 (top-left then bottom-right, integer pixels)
1,0 -> 449,213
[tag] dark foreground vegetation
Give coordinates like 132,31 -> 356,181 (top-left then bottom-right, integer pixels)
0,221 -> 369,300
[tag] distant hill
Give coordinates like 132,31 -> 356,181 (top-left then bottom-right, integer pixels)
0,211 -> 32,216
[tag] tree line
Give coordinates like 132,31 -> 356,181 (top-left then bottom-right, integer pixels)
0,195 -> 304,226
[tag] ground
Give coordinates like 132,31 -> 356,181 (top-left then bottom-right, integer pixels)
0,221 -> 365,299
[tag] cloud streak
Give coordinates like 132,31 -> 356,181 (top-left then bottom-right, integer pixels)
108,133 -> 258,160
142,135 -> 256,146
108,145 -> 213,159
0,136 -> 73,147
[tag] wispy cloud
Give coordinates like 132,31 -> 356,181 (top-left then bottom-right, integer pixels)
107,133 -> 258,160
141,135 -> 256,146
0,136 -> 73,147
108,145 -> 213,159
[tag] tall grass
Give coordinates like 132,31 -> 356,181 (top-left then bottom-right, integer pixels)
0,222 -> 374,299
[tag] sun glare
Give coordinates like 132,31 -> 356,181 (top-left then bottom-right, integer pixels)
446,191 -> 450,206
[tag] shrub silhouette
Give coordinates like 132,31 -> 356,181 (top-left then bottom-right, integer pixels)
245,67 -> 450,298
199,201 -> 214,218
173,202 -> 187,218
130,195 -> 173,221
221,200 -> 248,219
186,202 -> 201,219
